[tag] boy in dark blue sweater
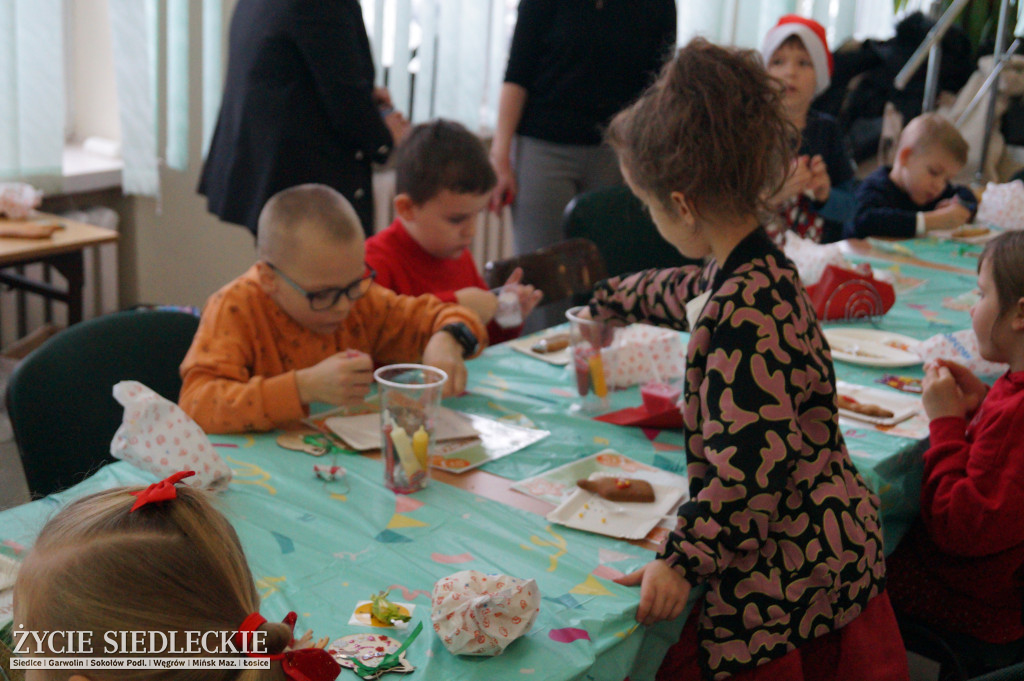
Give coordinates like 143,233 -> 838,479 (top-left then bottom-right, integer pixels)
847,113 -> 977,239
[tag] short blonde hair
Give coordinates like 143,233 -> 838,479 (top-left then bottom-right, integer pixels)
13,486 -> 290,681
897,113 -> 969,165
256,184 -> 363,265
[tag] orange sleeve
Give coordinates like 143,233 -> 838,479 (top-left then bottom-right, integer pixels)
351,285 -> 489,363
179,284 -> 306,434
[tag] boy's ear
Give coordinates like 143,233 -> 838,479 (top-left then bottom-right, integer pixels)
895,146 -> 914,167
394,193 -> 417,222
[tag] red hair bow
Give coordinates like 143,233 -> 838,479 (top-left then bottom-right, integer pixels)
128,470 -> 196,512
236,612 -> 341,681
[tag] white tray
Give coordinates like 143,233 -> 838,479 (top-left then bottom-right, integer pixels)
835,380 -> 922,426
508,329 -> 571,365
546,473 -> 685,540
824,328 -> 922,368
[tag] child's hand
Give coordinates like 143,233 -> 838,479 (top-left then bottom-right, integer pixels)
922,363 -> 970,420
935,359 -> 989,413
614,559 -> 691,626
295,350 -> 373,407
807,154 -> 831,203
926,201 -> 972,231
455,287 -> 498,324
502,268 -> 544,320
423,332 -> 468,397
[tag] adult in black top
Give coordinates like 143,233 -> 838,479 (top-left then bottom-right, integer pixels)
846,165 -> 977,239
801,109 -> 857,242
489,0 -> 676,256
199,0 -> 408,236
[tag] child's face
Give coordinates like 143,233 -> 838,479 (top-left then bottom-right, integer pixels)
399,190 -> 489,260
264,229 -> 370,335
766,41 -> 817,117
972,257 -> 1017,363
892,146 -> 964,207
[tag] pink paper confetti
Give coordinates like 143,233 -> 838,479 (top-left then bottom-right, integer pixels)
592,565 -> 625,580
548,628 -> 590,643
431,552 -> 475,564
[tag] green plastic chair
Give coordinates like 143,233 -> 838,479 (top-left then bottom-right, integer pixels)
562,186 -> 702,278
6,309 -> 200,498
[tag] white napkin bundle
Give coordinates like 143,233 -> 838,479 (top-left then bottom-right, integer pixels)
600,324 -> 686,389
977,180 -> 1024,231
782,232 -> 854,286
110,381 -> 232,490
912,329 -> 1009,377
430,570 -> 540,656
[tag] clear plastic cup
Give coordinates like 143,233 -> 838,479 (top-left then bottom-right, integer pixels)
373,364 -> 448,493
565,306 -> 619,412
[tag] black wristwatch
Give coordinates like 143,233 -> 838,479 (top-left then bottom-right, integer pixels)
441,322 -> 479,358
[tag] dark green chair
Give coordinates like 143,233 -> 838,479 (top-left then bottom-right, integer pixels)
483,237 -> 607,307
6,309 -> 200,498
562,186 -> 702,279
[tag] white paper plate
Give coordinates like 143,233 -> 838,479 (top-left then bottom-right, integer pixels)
508,330 -> 571,365
931,225 -> 1002,244
835,380 -> 921,426
824,328 -> 922,368
546,474 -> 685,540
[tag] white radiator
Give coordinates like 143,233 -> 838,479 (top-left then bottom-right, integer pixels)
0,207 -> 119,349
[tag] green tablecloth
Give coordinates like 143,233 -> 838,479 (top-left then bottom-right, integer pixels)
0,434 -> 686,681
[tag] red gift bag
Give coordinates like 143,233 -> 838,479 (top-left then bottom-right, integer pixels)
805,265 -> 895,321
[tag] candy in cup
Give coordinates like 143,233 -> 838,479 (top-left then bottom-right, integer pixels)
566,306 -> 618,412
374,364 -> 448,493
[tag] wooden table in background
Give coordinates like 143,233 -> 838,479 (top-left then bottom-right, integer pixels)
0,213 -> 118,327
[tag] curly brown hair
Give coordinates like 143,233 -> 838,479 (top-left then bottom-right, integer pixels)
606,38 -> 794,222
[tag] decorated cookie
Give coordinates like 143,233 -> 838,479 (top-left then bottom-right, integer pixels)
328,633 -> 415,679
576,477 -> 655,503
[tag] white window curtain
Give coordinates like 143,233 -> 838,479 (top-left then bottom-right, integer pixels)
0,0 -> 65,191
99,0 -> 900,199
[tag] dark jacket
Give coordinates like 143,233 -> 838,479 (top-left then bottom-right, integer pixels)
198,0 -> 392,235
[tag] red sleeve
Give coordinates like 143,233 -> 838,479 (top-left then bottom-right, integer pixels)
921,401 -> 1024,556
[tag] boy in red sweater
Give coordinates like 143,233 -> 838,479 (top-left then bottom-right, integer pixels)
366,120 -> 542,343
887,230 -> 1024,674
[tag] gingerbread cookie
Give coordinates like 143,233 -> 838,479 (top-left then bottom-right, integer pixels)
837,394 -> 894,419
576,477 -> 655,503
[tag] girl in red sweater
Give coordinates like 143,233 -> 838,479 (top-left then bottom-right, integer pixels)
887,230 -> 1024,673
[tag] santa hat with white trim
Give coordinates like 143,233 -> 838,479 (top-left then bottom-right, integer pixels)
761,14 -> 833,96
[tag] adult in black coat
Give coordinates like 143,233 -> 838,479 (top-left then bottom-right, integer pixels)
199,0 -> 408,236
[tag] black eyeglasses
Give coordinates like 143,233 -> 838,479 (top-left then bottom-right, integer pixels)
266,262 -> 376,310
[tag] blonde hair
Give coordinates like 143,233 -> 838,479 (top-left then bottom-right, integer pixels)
606,38 -> 793,221
897,113 -> 969,166
256,184 -> 363,265
13,485 -> 290,681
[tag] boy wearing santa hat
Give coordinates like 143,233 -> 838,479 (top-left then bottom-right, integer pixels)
762,15 -> 857,245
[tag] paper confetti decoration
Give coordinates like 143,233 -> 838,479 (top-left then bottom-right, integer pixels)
542,594 -> 583,610
570,575 -> 612,596
387,514 -> 429,529
386,584 -> 432,601
272,531 -> 294,554
592,565 -> 625,581
548,628 -> 591,643
375,530 -> 414,544
255,576 -> 286,599
430,552 -> 475,564
598,548 -> 637,564
395,496 -> 424,513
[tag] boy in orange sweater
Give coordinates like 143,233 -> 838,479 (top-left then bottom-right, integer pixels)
179,183 -> 487,433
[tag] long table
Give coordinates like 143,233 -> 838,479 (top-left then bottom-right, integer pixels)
0,234 -> 982,680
